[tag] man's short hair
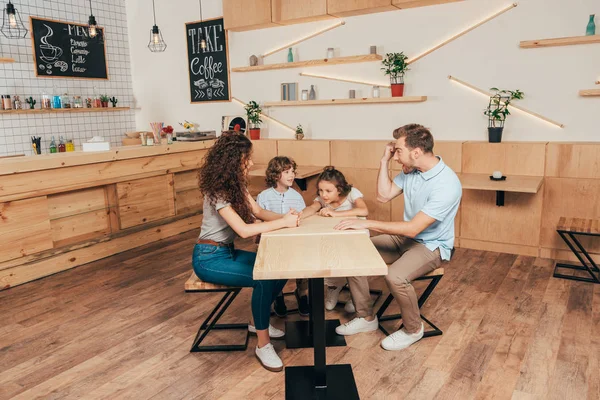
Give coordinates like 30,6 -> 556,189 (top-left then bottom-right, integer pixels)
392,124 -> 434,154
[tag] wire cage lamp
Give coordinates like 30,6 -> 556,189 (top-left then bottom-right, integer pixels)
148,0 -> 166,52
1,0 -> 28,38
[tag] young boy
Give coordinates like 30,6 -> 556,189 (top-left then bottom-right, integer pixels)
257,156 -> 310,317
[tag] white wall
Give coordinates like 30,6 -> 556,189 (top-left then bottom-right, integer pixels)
126,0 -> 600,142
0,0 -> 136,156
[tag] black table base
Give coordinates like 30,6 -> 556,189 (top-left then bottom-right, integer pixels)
285,364 -> 359,400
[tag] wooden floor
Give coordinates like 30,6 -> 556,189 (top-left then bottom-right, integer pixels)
1,231 -> 599,400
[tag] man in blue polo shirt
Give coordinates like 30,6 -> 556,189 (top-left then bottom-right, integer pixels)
333,124 -> 462,351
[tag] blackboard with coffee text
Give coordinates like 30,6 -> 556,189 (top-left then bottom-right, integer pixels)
185,17 -> 230,103
30,17 -> 108,79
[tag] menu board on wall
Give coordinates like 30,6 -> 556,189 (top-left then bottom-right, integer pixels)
30,17 -> 108,79
185,17 -> 230,103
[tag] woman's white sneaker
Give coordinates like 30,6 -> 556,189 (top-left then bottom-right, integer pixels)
380,323 -> 424,351
325,286 -> 344,310
255,343 -> 283,372
335,316 -> 378,336
248,324 -> 285,339
344,299 -> 356,314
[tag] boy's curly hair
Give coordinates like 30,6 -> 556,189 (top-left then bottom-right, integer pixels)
317,166 -> 352,197
265,156 -> 297,188
198,131 -> 255,223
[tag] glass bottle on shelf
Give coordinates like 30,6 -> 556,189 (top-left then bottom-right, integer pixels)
52,86 -> 61,109
586,14 -> 596,36
49,136 -> 57,153
58,136 -> 66,152
41,90 -> 51,109
62,93 -> 71,108
73,96 -> 83,108
287,48 -> 293,62
66,139 -> 75,152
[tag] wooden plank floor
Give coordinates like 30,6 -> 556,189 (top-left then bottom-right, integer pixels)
1,231 -> 598,399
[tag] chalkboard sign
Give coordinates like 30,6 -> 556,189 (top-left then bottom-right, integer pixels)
30,17 -> 108,80
185,17 -> 230,103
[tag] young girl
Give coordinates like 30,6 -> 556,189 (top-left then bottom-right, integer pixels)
194,132 -> 299,373
257,156 -> 310,318
301,166 -> 369,313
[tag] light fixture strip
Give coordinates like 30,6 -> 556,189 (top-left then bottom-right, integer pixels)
260,21 -> 345,59
299,72 -> 390,88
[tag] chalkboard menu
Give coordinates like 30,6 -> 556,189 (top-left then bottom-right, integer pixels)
185,17 -> 230,103
30,17 -> 108,80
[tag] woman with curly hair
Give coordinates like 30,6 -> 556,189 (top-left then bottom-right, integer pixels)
194,131 -> 300,372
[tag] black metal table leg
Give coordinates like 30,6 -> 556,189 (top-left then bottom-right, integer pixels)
285,278 -> 360,400
553,230 -> 600,284
496,190 -> 505,207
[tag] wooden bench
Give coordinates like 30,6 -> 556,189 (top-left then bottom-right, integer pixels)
554,217 -> 600,284
185,272 -> 249,352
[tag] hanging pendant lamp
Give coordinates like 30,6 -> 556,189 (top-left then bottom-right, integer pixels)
148,0 -> 166,52
198,0 -> 206,50
1,0 -> 28,38
87,0 -> 100,39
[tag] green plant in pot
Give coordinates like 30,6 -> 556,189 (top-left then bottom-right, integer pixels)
381,52 -> 409,97
483,88 -> 524,143
295,124 -> 304,140
99,94 -> 110,108
245,100 -> 262,140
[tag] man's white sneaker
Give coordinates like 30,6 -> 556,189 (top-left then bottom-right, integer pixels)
325,286 -> 344,311
335,316 -> 378,336
380,323 -> 424,351
344,299 -> 356,314
255,343 -> 283,372
248,324 -> 285,339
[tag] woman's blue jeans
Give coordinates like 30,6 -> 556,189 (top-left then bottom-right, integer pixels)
192,244 -> 287,330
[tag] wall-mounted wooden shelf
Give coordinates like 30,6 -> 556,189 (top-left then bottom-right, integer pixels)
231,54 -> 382,72
579,89 -> 600,97
0,57 -> 15,63
520,35 -> 600,48
0,107 -> 131,115
458,173 -> 544,206
264,96 -> 427,107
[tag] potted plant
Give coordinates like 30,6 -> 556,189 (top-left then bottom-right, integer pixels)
483,88 -> 524,143
381,52 -> 409,97
295,124 -> 304,140
244,100 -> 262,140
99,94 -> 110,108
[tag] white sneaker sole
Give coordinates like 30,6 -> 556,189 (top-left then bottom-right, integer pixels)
381,336 -> 423,351
335,322 -> 378,336
255,354 -> 283,372
248,326 -> 285,339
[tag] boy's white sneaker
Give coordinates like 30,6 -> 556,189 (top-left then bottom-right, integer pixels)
248,324 -> 285,339
325,286 -> 344,310
344,299 -> 356,314
380,323 -> 424,351
335,316 -> 378,336
255,343 -> 283,372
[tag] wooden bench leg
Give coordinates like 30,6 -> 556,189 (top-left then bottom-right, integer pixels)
376,275 -> 443,338
554,230 -> 600,284
189,288 -> 250,352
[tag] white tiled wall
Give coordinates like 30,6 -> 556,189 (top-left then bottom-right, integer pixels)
0,0 -> 135,156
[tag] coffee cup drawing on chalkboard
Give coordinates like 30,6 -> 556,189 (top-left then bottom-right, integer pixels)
194,79 -> 209,90
39,24 -> 63,63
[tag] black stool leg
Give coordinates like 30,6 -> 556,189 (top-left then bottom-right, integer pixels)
190,288 -> 249,352
554,230 -> 600,284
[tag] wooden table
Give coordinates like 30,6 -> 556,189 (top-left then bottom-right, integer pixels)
249,164 -> 323,191
254,216 -> 387,400
458,173 -> 544,206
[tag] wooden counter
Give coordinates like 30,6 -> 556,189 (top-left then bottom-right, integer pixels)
0,142 -> 214,290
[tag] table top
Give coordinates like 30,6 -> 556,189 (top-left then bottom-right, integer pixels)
249,165 -> 324,179
458,173 -> 544,194
253,216 -> 388,280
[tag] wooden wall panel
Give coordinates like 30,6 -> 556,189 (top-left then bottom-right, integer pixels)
223,0 -> 278,31
460,239 -> 539,257
540,178 -> 600,254
0,196 -> 53,262
277,140 -> 330,166
173,170 -> 199,193
175,190 -> 204,215
331,140 -> 389,169
251,140 -> 278,165
327,0 -> 395,17
271,0 -> 332,24
460,189 -> 543,247
545,143 -> 600,179
48,187 -> 106,219
462,142 -> 546,176
391,141 -> 463,173
117,175 -> 176,229
338,168 -> 391,222
50,210 -> 110,248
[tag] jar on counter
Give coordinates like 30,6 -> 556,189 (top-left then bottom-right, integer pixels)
66,139 -> 75,152
2,95 -> 13,110
52,95 -> 62,109
62,93 -> 71,108
41,92 -> 51,109
13,95 -> 22,110
372,85 -> 380,98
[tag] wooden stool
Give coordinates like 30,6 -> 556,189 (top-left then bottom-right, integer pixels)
554,217 -> 600,284
185,272 -> 249,352
376,267 -> 445,338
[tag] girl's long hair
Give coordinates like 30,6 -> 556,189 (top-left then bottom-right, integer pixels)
198,132 -> 255,223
